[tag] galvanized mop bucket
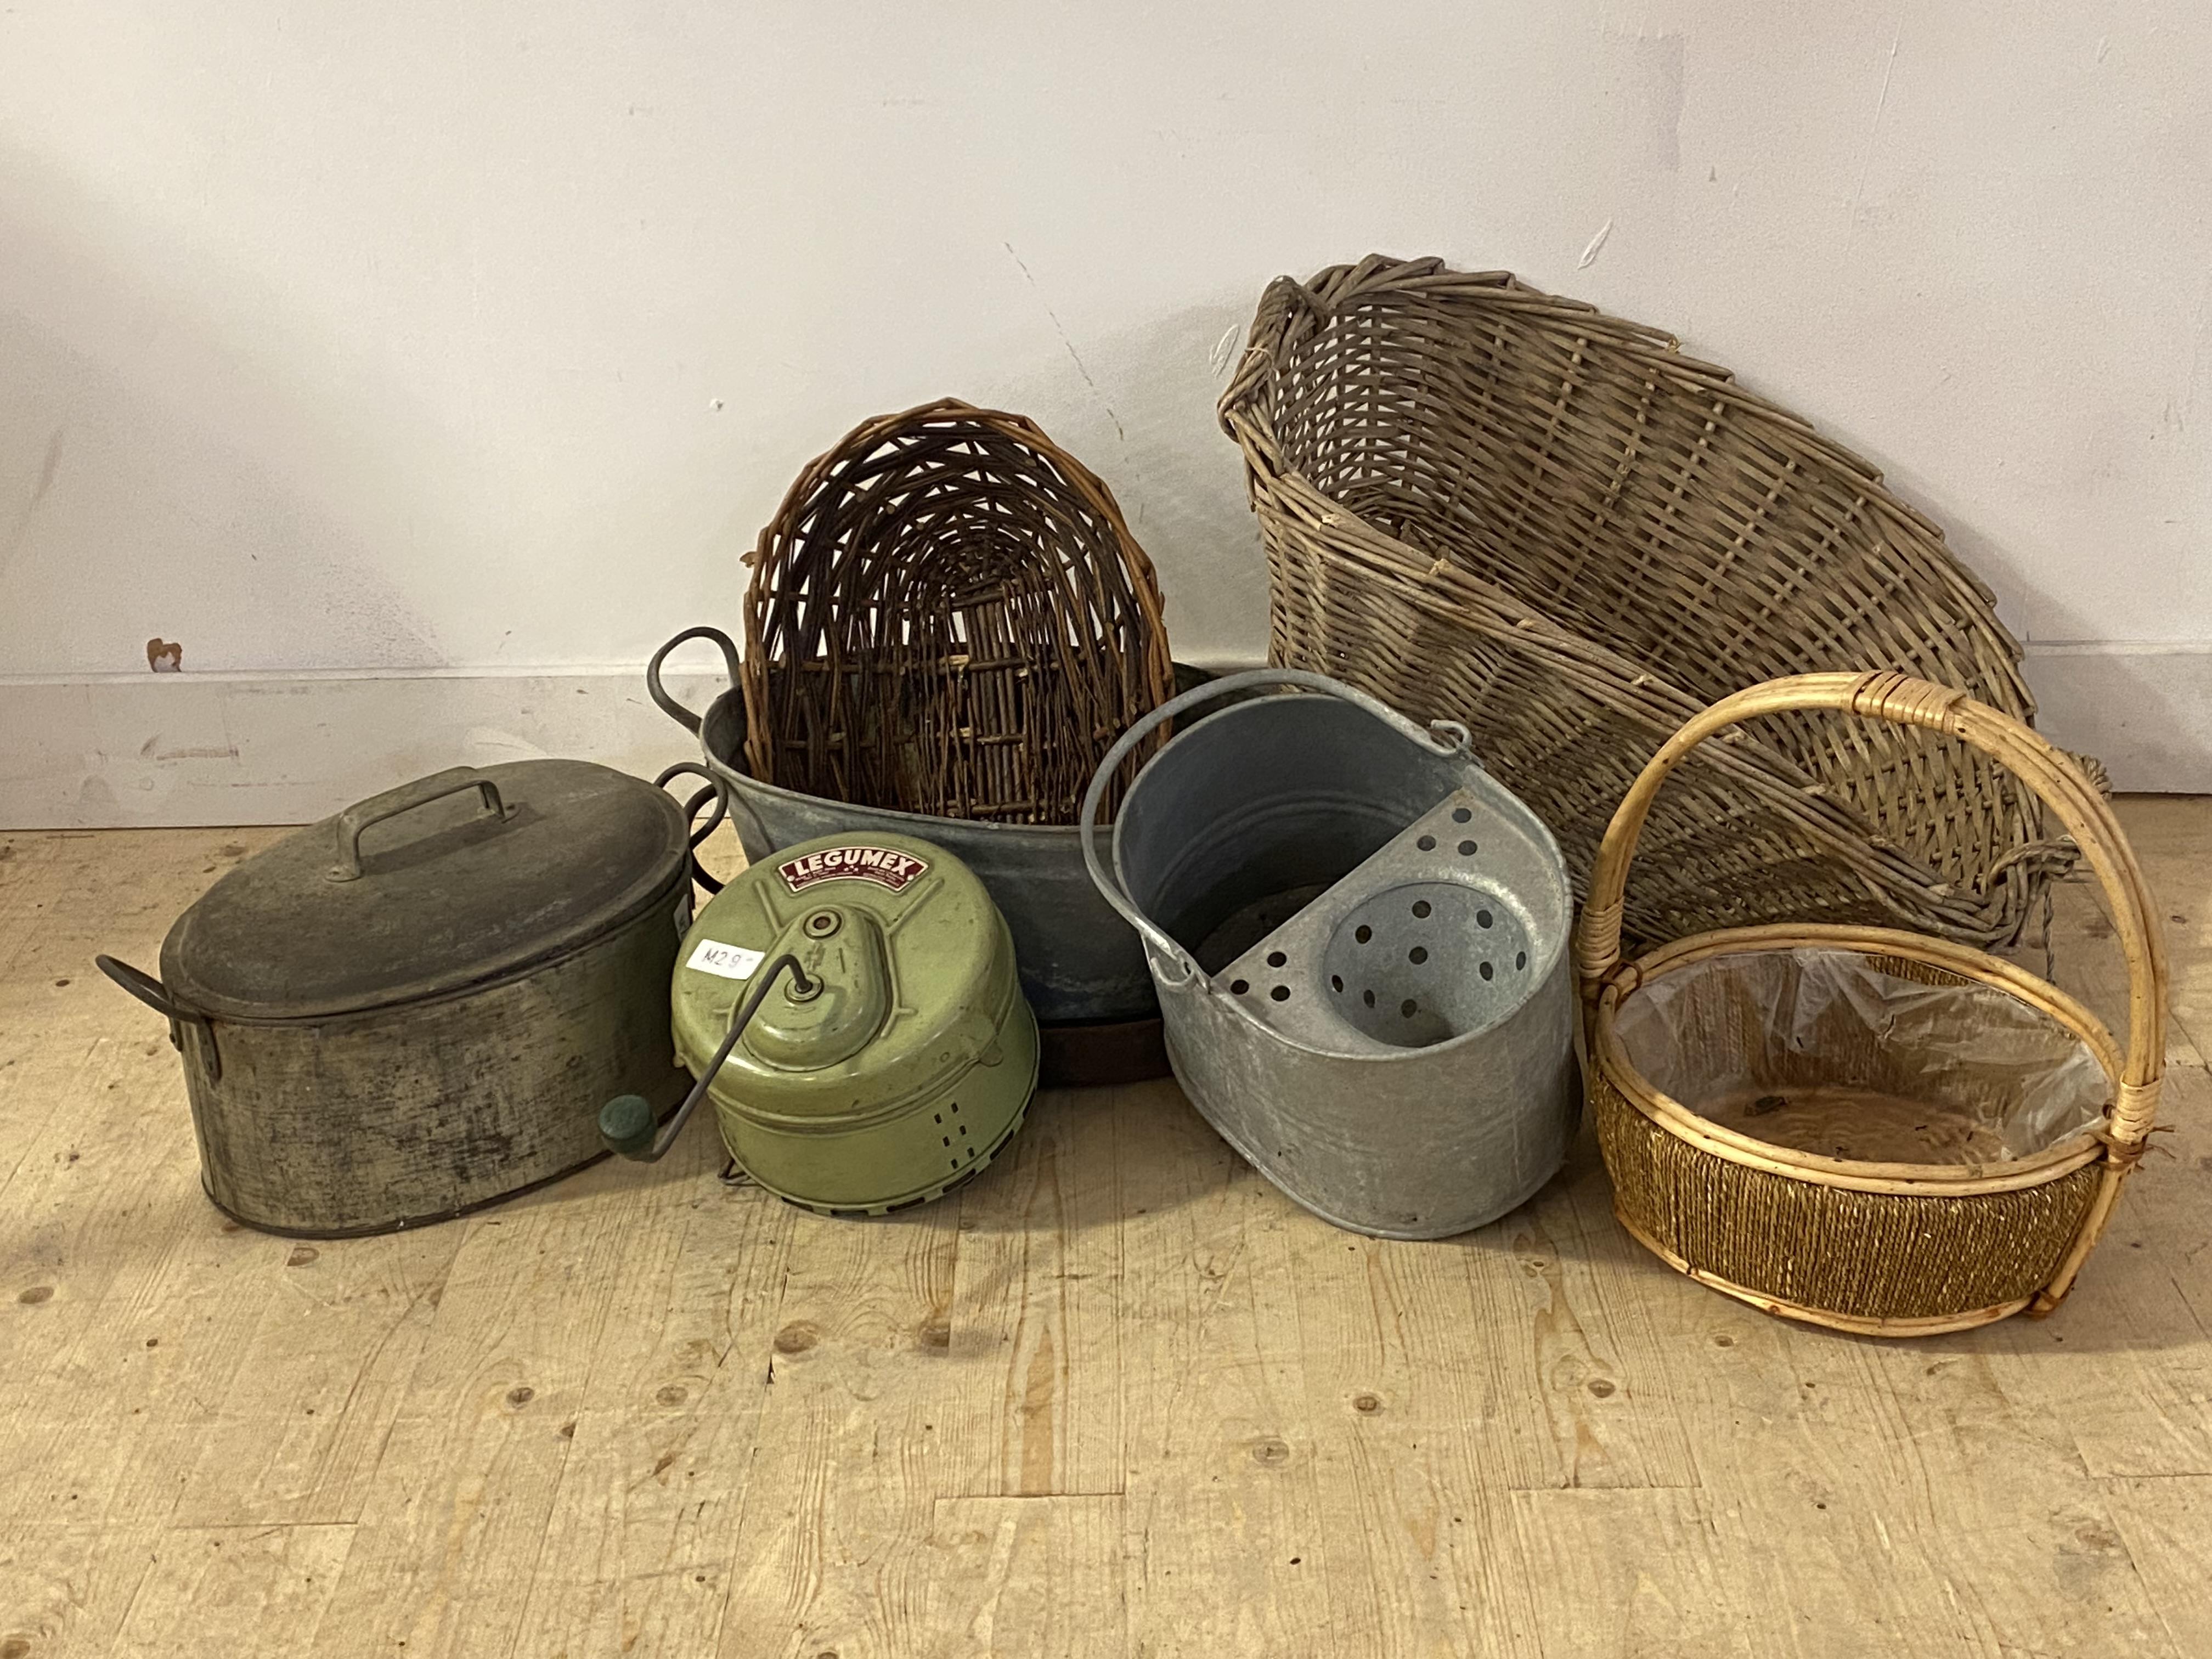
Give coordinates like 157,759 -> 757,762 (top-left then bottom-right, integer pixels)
1081,669 -> 1578,1239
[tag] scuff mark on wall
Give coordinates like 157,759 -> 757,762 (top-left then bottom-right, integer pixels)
154,744 -> 241,761
1602,26 -> 1685,174
1850,24 -> 1905,219
1578,220 -> 1614,269
1209,324 -> 1243,380
1003,241 -> 1126,444
2,426 -> 66,574
146,638 -> 184,672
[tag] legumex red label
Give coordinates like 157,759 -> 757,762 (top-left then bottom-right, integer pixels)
777,845 -> 929,894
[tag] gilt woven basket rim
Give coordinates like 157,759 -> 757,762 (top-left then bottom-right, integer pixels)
1592,922 -> 2115,1194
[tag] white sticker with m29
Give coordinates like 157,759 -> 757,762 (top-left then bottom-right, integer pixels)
686,939 -> 765,980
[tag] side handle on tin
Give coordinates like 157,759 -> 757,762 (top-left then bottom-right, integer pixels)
96,953 -> 190,1022
95,954 -> 221,1082
646,626 -> 743,736
328,768 -> 506,882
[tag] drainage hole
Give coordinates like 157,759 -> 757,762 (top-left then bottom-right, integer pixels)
1452,806 -> 1472,823
1477,909 -> 1494,928
960,1124 -> 968,1136
1417,834 -> 1437,851
1410,899 -> 1431,919
1269,985 -> 1290,1002
943,1136 -> 952,1147
1355,924 -> 1372,944
1231,979 -> 1250,995
1400,998 -> 1418,1018
1408,946 -> 1428,964
950,1102 -> 960,1114
1363,989 -> 1376,1008
1516,950 -> 1528,970
1266,950 -> 1286,968
1330,974 -> 1344,993
1458,839 -> 1478,856
1479,961 -> 1494,980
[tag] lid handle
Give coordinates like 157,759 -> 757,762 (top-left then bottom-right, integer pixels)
328,768 -> 507,882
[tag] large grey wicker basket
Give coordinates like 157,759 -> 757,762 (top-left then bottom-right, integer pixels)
1218,253 -> 2089,951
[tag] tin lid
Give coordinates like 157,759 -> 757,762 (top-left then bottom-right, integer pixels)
162,760 -> 687,1022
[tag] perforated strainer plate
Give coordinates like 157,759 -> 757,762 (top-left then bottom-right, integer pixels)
1217,790 -> 1550,1056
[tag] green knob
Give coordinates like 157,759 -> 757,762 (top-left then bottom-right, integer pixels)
599,1093 -> 657,1159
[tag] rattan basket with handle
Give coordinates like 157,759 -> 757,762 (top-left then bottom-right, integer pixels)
1578,670 -> 2165,1336
1219,254 -> 2089,952
742,398 -> 1175,825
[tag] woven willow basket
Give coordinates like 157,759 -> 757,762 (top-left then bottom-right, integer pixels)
1578,672 -> 2166,1337
742,399 -> 1175,824
1220,255 -> 2085,951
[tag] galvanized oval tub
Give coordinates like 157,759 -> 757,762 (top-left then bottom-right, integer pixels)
650,626 -> 1162,1032
1081,669 -> 1578,1239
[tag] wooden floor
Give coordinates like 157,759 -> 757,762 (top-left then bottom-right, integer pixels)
2,801 -> 2208,1658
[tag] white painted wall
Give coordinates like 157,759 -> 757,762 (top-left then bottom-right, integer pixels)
3,1 -> 2208,825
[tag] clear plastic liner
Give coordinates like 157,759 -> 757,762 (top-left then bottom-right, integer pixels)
1611,946 -> 2109,1165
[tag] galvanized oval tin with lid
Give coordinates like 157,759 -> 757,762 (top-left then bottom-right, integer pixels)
99,761 -> 694,1237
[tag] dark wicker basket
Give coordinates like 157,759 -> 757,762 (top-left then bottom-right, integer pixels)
1219,254 -> 2089,950
742,399 -> 1175,825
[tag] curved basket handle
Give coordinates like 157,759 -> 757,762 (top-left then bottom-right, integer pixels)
1079,667 -> 1474,985
1575,670 -> 2167,1149
647,627 -> 742,737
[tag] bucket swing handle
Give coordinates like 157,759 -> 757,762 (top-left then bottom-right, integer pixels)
1080,667 -> 1474,988
1575,669 -> 2168,1314
646,626 -> 743,736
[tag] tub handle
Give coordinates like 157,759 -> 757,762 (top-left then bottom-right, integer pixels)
656,761 -> 730,895
1079,667 -> 1472,986
647,626 -> 742,736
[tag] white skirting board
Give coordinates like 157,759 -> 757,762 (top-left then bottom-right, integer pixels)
1,646 -> 2205,830
0,668 -> 738,831
2021,645 -> 2212,796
